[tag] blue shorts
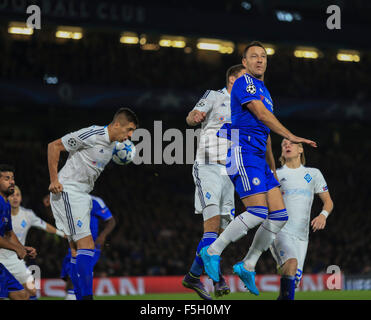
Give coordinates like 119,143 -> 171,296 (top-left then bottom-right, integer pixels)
0,263 -> 24,298
60,248 -> 101,280
227,145 -> 280,199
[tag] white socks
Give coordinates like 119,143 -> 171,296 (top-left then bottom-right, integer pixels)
243,210 -> 288,271
207,207 -> 268,256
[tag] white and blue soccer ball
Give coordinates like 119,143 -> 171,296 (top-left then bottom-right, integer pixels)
112,140 -> 136,165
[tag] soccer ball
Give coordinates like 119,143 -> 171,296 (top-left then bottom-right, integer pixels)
112,140 -> 136,165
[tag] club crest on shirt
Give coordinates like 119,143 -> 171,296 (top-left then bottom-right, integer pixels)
252,177 -> 261,185
304,173 -> 312,183
246,84 -> 256,94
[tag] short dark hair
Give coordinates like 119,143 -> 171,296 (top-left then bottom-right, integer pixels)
226,64 -> 245,86
112,107 -> 139,127
0,164 -> 15,177
242,41 -> 266,58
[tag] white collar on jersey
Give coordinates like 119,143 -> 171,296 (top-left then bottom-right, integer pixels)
283,164 -> 304,170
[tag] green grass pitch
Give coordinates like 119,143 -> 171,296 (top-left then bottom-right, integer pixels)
39,290 -> 371,300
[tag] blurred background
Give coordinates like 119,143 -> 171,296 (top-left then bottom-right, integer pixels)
0,0 -> 370,282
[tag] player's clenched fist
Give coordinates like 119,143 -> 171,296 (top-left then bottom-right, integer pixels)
49,180 -> 63,194
192,110 -> 206,124
15,246 -> 27,260
25,246 -> 37,259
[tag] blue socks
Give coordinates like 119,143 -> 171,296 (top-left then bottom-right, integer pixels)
279,275 -> 296,300
76,249 -> 95,299
190,232 -> 218,277
69,257 -> 82,300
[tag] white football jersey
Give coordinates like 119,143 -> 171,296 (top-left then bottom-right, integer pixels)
277,165 -> 328,240
59,125 -> 115,193
0,206 -> 47,259
193,88 -> 232,164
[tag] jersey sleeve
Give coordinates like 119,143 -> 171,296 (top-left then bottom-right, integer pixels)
192,90 -> 215,114
232,75 -> 261,106
61,126 -> 98,152
29,210 -> 47,230
314,169 -> 328,194
91,198 -> 113,221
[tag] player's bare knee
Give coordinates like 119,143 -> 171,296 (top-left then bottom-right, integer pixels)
204,216 -> 220,233
282,258 -> 298,276
203,205 -> 220,233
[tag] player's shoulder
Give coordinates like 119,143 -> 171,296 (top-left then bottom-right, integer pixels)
303,166 -> 325,179
199,89 -> 219,101
233,74 -> 248,87
76,125 -> 107,143
276,166 -> 285,177
20,206 -> 36,216
276,165 -> 287,173
303,166 -> 322,174
91,195 -> 106,208
232,73 -> 258,92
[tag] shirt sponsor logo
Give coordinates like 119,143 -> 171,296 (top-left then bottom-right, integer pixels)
283,188 -> 312,197
264,97 -> 273,107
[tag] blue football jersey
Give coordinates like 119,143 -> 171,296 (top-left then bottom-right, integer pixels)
90,196 -> 113,242
229,73 -> 274,153
0,195 -> 12,237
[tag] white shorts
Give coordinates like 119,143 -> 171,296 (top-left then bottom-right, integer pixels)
269,231 -> 308,284
192,162 -> 235,222
50,187 -> 92,242
0,255 -> 32,285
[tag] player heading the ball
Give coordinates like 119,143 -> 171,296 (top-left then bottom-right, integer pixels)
47,107 -> 138,300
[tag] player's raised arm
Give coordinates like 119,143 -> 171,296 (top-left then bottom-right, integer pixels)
47,138 -> 66,194
245,100 -> 317,148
